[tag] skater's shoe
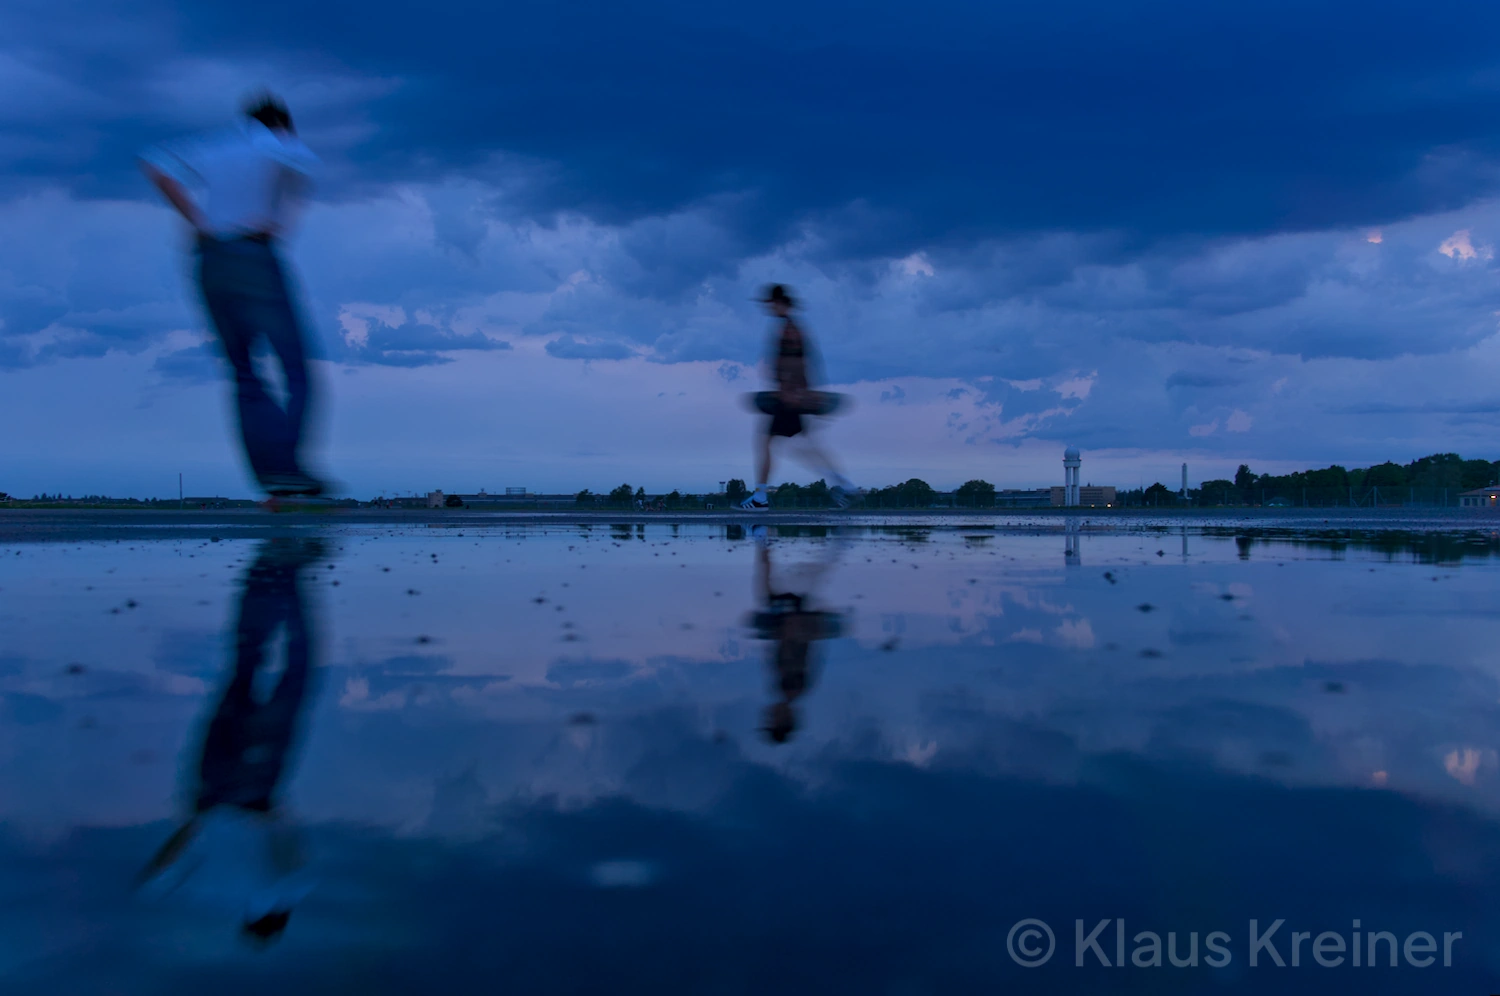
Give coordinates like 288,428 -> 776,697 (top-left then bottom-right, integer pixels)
263,472 -> 327,498
739,492 -> 769,510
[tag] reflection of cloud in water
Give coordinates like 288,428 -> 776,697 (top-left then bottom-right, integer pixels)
12,741 -> 1500,992
1054,618 -> 1095,648
5,522 -> 1500,987
546,659 -> 637,686
3,524 -> 1500,827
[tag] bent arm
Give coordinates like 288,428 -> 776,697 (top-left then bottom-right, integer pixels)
140,161 -> 208,232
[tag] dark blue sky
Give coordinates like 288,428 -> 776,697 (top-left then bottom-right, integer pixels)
3,0 -> 1499,494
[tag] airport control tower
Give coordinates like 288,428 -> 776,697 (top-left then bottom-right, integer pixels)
1063,446 -> 1081,507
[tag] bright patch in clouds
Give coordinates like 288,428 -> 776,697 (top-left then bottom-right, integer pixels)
1226,409 -> 1253,433
1445,748 -> 1484,786
898,252 -> 935,277
1053,374 -> 1096,401
1438,229 -> 1493,261
338,303 -> 407,348
1189,420 -> 1219,437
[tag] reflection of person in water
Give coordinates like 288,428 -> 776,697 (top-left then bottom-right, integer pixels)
138,538 -> 324,943
749,528 -> 845,743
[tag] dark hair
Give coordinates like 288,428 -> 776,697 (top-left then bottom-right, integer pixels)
244,92 -> 294,134
761,284 -> 795,308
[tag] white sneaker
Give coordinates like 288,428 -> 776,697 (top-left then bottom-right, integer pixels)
739,493 -> 769,510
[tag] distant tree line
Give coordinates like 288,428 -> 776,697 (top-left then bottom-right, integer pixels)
584,451 -> 1498,511
1232,453 -> 1498,492
575,482 -> 749,509
14,452 -> 1495,512
574,477 -> 977,509
1155,452 -> 1499,507
9,494 -> 178,504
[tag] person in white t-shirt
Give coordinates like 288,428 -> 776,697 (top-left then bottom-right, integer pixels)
140,93 -> 328,498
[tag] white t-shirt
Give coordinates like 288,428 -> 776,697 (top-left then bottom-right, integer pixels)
141,119 -> 319,238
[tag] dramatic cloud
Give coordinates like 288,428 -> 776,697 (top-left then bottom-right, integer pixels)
2,0 -> 1500,494
13,1 -> 1500,241
545,335 -> 638,362
335,305 -> 511,367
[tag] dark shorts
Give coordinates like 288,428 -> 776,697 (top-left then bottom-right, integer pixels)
769,411 -> 804,438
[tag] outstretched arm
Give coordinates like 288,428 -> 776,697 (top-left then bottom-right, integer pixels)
140,162 -> 208,233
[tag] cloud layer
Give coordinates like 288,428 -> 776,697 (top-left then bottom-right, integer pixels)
3,1 -> 1500,494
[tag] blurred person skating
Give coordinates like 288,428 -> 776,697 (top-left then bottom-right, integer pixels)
140,93 -> 328,498
740,285 -> 855,510
137,538 -> 325,943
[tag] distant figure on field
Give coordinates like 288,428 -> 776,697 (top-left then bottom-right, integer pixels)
140,93 -> 327,498
740,285 -> 854,510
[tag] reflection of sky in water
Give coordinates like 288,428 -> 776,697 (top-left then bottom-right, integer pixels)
2,522 -> 1499,991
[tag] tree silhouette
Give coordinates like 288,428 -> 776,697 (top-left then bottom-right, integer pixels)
955,479 -> 996,507
1143,482 -> 1175,505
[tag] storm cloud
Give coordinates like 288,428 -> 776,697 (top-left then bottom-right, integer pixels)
2,0 -> 1500,494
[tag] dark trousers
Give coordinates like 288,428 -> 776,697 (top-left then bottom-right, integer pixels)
196,541 -> 315,813
197,237 -> 311,485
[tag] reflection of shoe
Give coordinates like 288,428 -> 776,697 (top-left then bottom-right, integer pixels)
241,910 -> 291,944
739,493 -> 769,510
263,473 -> 326,498
751,525 -> 769,545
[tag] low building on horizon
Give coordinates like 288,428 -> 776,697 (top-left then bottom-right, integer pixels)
1460,486 -> 1499,508
1050,485 -> 1117,508
994,488 -> 1053,508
